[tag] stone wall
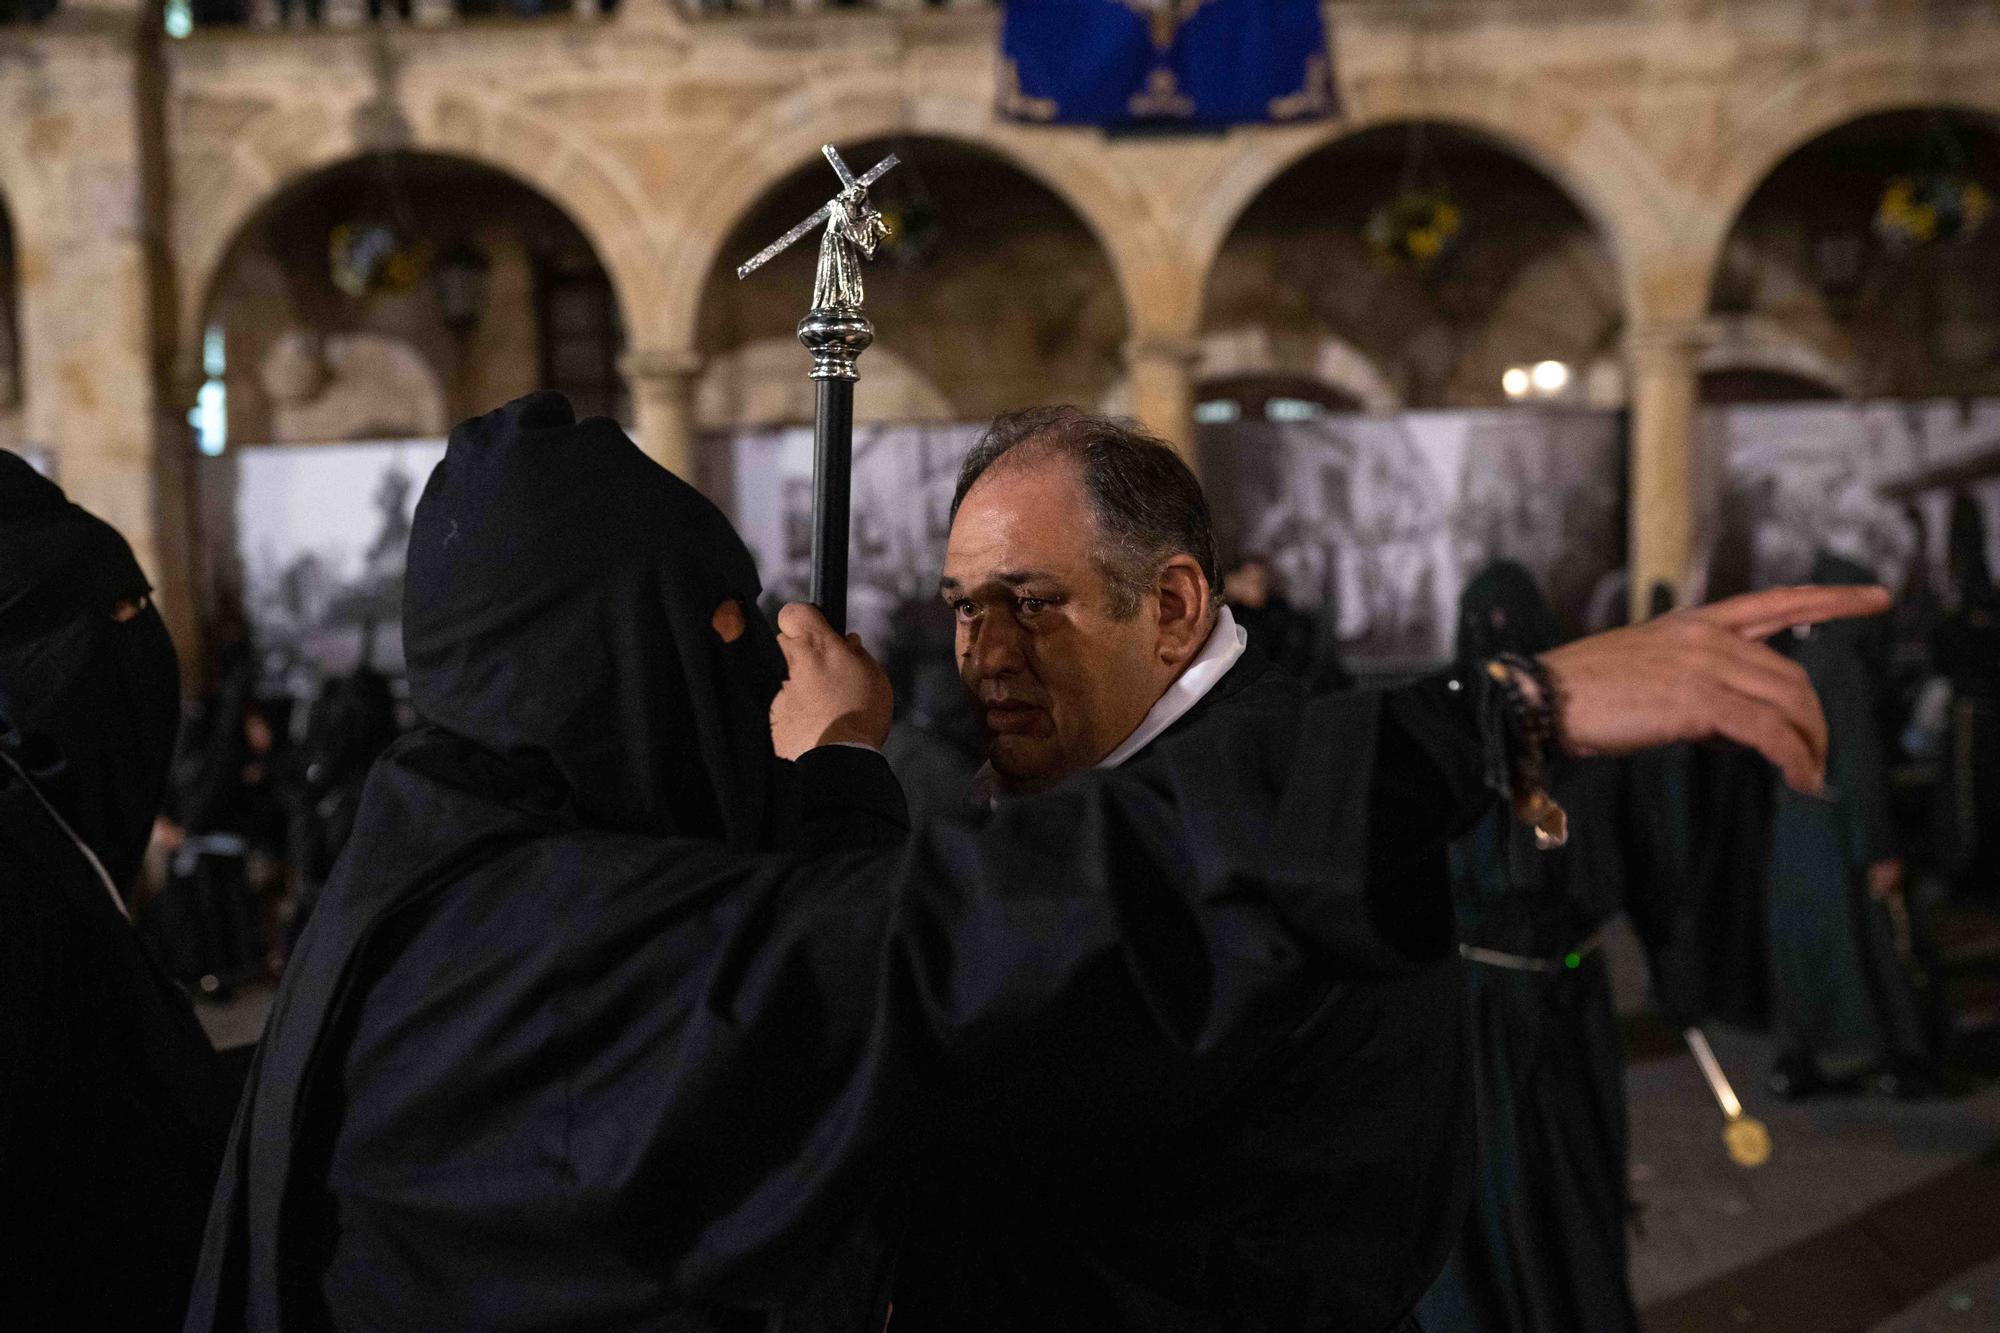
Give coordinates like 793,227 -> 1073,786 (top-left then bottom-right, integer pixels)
4,0 -> 2000,664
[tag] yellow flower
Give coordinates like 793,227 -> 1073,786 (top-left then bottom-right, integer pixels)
1964,182 -> 1993,227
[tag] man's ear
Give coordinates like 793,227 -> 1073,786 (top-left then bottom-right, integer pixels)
1155,555 -> 1212,667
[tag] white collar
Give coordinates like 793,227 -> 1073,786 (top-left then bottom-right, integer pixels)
968,606 -> 1249,806
1095,604 -> 1248,770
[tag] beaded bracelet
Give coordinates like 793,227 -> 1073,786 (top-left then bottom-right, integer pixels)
1482,652 -> 1569,850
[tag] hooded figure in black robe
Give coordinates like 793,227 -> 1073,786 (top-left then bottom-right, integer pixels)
1765,552 -> 1935,1098
1418,561 -> 1643,1333
0,451 -> 231,1327
1935,494 -> 2000,900
283,658 -> 401,951
884,658 -> 1475,1333
143,640 -> 274,993
187,394 -> 1493,1331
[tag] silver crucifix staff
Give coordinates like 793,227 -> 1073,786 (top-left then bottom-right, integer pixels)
737,144 -> 900,634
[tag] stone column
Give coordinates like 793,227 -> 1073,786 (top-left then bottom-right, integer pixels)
622,347 -> 705,487
1122,334 -> 1201,475
1626,321 -> 1714,621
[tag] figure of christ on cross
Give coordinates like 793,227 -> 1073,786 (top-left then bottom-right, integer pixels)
735,144 -> 898,312
734,143 -> 900,633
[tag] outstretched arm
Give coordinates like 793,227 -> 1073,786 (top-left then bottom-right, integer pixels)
1542,584 -> 1891,793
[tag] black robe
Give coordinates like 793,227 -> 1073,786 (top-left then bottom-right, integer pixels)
1766,559 -> 1929,1072
888,650 -> 1481,1333
1933,597 -> 2000,900
186,396 -> 1495,1331
0,450 -> 231,1328
1419,561 -> 1643,1333
1416,759 -> 1640,1333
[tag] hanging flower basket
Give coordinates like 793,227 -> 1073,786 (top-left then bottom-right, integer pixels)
1366,189 -> 1463,268
329,222 -> 432,300
1874,172 -> 1993,251
878,200 -> 942,271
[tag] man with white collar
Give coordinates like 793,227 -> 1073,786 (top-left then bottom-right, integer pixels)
901,406 -> 1481,1331
944,408 -> 1245,805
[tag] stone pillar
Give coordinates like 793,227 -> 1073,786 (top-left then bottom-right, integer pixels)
1122,334 -> 1201,475
1626,321 -> 1713,621
11,20 -> 179,651
622,348 -> 705,487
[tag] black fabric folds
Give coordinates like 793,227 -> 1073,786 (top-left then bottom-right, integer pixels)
186,397 -> 1493,1333
0,450 -> 230,1328
1420,561 -> 1644,1333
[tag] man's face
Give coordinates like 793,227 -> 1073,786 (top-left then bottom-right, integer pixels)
942,456 -> 1173,790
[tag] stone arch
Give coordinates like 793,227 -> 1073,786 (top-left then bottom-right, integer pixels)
1706,92 -> 2000,271
1198,119 -> 1624,410
1184,107 -> 1644,326
692,131 -> 1130,432
697,337 -> 953,429
176,99 -> 665,369
259,331 -> 451,441
192,147 -> 634,442
656,80 -> 1157,349
1699,316 -> 1857,400
1704,103 -> 2000,399
1194,327 -> 1401,414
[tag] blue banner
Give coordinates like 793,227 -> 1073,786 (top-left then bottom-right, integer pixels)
1000,0 -> 1335,129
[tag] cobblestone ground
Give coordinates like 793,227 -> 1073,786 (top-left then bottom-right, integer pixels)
1621,901 -> 2000,1333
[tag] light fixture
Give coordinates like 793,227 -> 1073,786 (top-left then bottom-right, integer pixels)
191,381 -> 227,457
1531,360 -> 1571,395
1502,367 -> 1531,398
1194,400 -> 1242,424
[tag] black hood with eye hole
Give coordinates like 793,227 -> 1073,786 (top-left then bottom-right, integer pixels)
402,393 -> 787,845
1457,559 -> 1565,660
0,450 -> 182,895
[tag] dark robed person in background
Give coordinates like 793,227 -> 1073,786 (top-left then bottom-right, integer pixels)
0,452 -> 232,1326
189,394 -> 1880,1332
1766,552 -> 1936,1099
1419,561 -> 1647,1333
144,634 -> 282,995
1934,494 -> 2000,901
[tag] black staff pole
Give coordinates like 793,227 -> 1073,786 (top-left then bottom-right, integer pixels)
809,376 -> 855,633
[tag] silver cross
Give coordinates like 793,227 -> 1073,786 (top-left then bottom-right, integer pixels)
735,144 -> 900,281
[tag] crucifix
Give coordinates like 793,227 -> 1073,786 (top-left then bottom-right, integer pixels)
737,143 -> 900,634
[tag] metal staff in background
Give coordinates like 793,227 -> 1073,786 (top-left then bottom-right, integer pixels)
1684,1027 -> 1773,1167
736,144 -> 900,634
